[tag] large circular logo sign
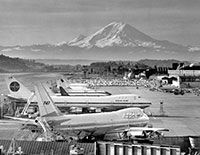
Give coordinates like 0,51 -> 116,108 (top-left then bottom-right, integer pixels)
10,81 -> 20,92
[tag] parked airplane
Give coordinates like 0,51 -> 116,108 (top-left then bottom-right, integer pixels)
56,78 -> 111,96
56,77 -> 90,90
5,76 -> 151,112
5,83 -> 168,141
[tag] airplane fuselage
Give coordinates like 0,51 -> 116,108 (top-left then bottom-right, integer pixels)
51,94 -> 151,109
6,93 -> 151,110
63,91 -> 111,96
45,108 -> 149,138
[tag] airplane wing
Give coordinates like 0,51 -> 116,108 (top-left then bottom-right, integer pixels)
4,116 -> 38,125
123,127 -> 169,132
4,115 -> 44,132
5,94 -> 27,102
110,127 -> 169,133
5,94 -> 37,103
107,127 -> 169,138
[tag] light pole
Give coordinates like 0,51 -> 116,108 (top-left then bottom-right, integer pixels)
0,94 -> 4,119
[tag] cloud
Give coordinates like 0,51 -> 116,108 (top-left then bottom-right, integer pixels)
0,0 -> 200,45
1,0 -> 199,14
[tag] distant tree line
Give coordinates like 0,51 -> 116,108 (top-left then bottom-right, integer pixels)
86,61 -> 170,78
0,54 -> 81,73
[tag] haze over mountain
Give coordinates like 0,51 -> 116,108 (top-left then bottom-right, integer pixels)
0,22 -> 199,61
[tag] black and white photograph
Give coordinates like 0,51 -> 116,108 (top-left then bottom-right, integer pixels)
0,0 -> 200,154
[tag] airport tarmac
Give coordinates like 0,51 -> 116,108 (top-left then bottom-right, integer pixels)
102,86 -> 200,136
0,73 -> 200,140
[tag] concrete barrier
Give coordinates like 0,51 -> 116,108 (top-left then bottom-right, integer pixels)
96,142 -> 181,155
133,145 -> 142,155
142,145 -> 151,155
151,145 -> 161,155
161,147 -> 170,155
171,147 -> 181,155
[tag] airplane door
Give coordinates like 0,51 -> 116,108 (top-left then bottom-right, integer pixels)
110,118 -> 114,127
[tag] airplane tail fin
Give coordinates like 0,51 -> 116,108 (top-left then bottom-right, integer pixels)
56,79 -> 62,89
57,78 -> 71,90
42,83 -> 55,96
5,76 -> 33,100
59,86 -> 69,96
34,83 -> 62,117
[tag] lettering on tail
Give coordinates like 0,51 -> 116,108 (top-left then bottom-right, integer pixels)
43,101 -> 50,105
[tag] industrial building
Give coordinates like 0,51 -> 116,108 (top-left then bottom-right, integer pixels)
169,63 -> 200,88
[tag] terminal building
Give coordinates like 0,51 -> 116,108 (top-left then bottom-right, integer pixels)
168,63 -> 200,88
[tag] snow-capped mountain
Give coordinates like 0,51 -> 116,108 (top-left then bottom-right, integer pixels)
68,34 -> 86,46
67,22 -> 158,48
66,22 -> 187,51
0,22 -> 200,60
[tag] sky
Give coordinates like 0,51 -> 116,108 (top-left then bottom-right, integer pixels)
0,0 -> 200,46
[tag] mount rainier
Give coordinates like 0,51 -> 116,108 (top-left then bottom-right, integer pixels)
0,22 -> 199,61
